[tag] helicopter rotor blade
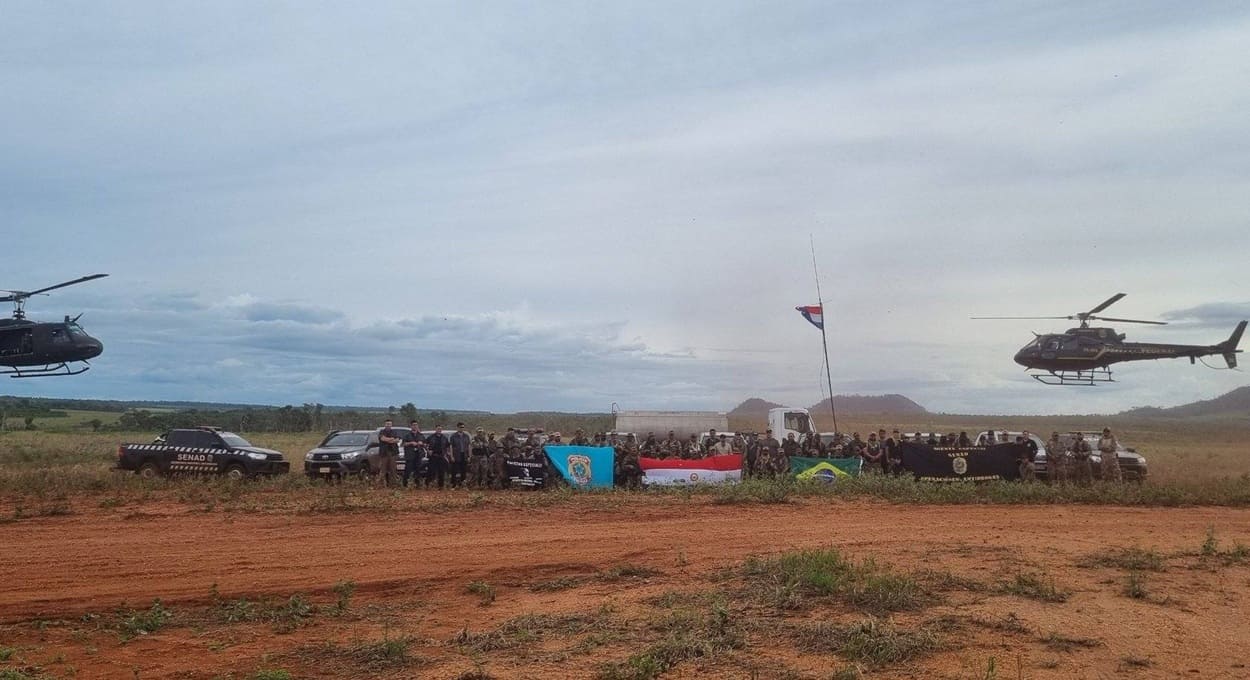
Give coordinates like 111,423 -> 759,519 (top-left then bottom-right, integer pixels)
971,316 -> 1070,320
20,274 -> 109,299
1084,293 -> 1126,317
1088,315 -> 1168,325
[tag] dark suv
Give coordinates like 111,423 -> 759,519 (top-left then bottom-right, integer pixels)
303,428 -> 422,479
116,427 -> 289,479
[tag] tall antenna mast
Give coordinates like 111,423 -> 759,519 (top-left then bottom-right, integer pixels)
810,234 -> 839,433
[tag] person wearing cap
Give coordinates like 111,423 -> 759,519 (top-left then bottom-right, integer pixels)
449,422 -> 472,488
757,428 -> 782,477
1047,431 -> 1067,484
470,427 -> 491,489
661,430 -> 680,459
1070,432 -> 1093,485
502,428 -> 518,453
376,419 -> 401,487
401,420 -> 426,488
885,429 -> 902,474
424,425 -> 450,489
1098,427 -> 1122,483
487,432 -> 508,489
569,429 -> 590,446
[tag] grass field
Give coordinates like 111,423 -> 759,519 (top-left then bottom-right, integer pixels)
1,415 -> 1249,515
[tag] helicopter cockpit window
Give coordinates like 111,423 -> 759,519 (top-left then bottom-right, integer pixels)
1020,338 -> 1042,351
49,328 -> 70,344
65,323 -> 88,339
1044,339 -> 1061,351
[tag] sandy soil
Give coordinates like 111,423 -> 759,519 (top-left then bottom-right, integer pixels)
2,495 -> 1249,679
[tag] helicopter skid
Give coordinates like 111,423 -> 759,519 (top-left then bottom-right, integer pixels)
1028,367 -> 1113,386
2,362 -> 91,378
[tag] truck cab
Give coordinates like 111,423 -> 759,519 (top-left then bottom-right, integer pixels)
767,407 -> 817,443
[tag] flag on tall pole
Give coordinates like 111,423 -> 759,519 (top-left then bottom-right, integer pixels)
795,304 -> 824,330
808,235 -> 838,434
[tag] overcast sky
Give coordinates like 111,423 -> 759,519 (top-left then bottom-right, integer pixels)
3,1 -> 1248,415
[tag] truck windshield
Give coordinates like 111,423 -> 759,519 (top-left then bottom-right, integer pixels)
323,432 -> 369,447
785,412 -> 813,434
220,432 -> 253,448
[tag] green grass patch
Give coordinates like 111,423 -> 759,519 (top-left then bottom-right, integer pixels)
599,603 -> 742,680
467,581 -> 497,606
1078,547 -> 1167,572
530,575 -> 588,592
791,618 -> 939,667
1123,571 -> 1148,599
118,599 -> 173,640
250,671 -> 293,680
598,564 -> 662,582
998,573 -> 1068,603
1041,632 -> 1101,652
741,548 -> 930,614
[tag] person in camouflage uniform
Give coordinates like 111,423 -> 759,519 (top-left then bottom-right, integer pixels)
487,432 -> 508,489
501,428 -> 519,454
1046,431 -> 1067,483
569,429 -> 590,446
1070,433 -> 1094,485
616,442 -> 643,489
470,427 -> 492,489
684,434 -> 704,459
743,432 -> 759,477
1098,427 -> 1122,483
757,429 -> 782,477
660,431 -> 681,459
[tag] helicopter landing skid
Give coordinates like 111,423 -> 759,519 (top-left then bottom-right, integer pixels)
1029,367 -> 1113,386
2,362 -> 91,378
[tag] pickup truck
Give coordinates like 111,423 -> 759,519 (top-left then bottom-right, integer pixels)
116,427 -> 290,479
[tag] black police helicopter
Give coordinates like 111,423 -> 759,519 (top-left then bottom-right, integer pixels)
0,274 -> 107,378
975,293 -> 1246,385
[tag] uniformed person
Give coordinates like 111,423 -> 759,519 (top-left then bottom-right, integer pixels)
569,429 -> 590,446
618,442 -> 643,489
470,427 -> 491,489
424,425 -> 450,489
1015,435 -> 1036,481
401,421 -> 426,488
757,429 -> 782,477
1070,433 -> 1093,484
449,422 -> 472,488
1098,427 -> 1122,483
661,431 -> 680,459
376,419 -> 401,486
487,432 -> 508,489
684,433 -> 704,459
1047,431 -> 1067,483
502,428 -> 519,453
862,432 -> 882,472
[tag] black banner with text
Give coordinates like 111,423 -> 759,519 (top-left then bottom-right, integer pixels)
899,443 -> 1026,482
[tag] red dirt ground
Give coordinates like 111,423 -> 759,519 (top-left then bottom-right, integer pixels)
2,495 -> 1249,678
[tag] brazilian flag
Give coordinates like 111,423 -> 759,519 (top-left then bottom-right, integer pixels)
790,456 -> 862,482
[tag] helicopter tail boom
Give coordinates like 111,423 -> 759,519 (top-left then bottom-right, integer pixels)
1218,320 -> 1246,369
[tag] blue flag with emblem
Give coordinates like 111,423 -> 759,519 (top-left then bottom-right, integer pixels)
543,445 -> 615,488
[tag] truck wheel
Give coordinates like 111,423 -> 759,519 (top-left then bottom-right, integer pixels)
224,464 -> 248,481
137,462 -> 161,479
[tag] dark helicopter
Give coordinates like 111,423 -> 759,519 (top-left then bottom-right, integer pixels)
0,274 -> 108,378
975,294 -> 1246,385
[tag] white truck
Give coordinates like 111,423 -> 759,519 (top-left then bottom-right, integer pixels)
767,407 -> 818,442
613,411 -> 729,439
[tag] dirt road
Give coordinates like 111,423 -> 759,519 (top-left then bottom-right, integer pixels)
2,496 -> 1249,678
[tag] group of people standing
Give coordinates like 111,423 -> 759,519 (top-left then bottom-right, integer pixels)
1045,428 -> 1123,483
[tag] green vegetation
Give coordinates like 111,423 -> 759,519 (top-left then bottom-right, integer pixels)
467,581 -> 497,605
118,600 -> 173,640
598,603 -> 743,680
998,572 -> 1069,603
1041,632 -> 1101,652
331,580 -> 356,614
740,548 -> 929,614
790,618 -> 939,667
250,671 -> 293,680
1079,546 -> 1167,571
1124,572 -> 1148,599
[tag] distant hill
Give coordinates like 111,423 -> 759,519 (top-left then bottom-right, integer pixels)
1120,386 -> 1250,419
730,394 -> 928,419
810,394 -> 928,415
728,398 -> 785,419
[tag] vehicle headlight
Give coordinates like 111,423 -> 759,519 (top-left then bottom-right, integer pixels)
341,450 -> 361,460
304,452 -> 317,461
246,452 -> 268,461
